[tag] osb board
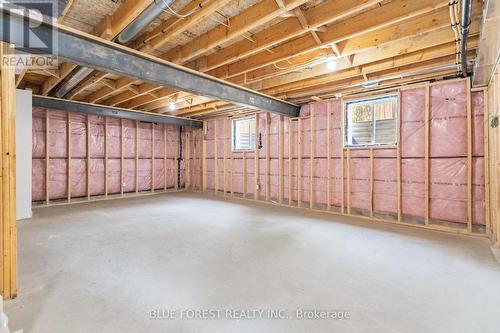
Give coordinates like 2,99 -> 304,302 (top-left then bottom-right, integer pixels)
150,0 -> 263,56
61,0 -> 124,33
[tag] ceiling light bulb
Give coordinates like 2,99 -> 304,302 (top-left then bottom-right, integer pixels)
326,59 -> 336,71
168,102 -> 176,111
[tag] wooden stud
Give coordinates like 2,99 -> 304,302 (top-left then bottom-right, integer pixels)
230,120 -> 234,196
370,148 -> 374,217
202,122 -> 207,191
0,42 -> 18,298
327,103 -> 332,211
151,123 -> 155,192
254,114 -> 259,200
278,115 -> 284,204
175,126 -> 179,191
135,120 -> 139,194
483,88 -> 491,235
397,90 -> 402,222
424,84 -> 430,224
243,151 -> 247,197
265,113 -> 271,201
310,106 -> 314,209
104,117 -> 108,198
297,118 -> 302,207
67,113 -> 71,202
346,148 -> 351,215
466,78 -> 472,232
288,118 -> 292,206
163,124 -> 167,191
120,119 -> 124,196
86,114 -> 90,199
223,119 -> 227,194
214,120 -> 218,193
341,107 -> 345,214
46,110 -> 50,204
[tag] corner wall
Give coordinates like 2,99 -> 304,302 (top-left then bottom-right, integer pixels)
200,78 -> 488,236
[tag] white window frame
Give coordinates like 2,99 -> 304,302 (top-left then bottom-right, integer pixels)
344,94 -> 399,148
231,115 -> 256,152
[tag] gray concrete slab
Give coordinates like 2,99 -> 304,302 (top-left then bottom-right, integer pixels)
5,192 -> 500,333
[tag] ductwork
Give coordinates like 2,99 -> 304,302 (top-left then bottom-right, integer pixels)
460,0 -> 472,77
116,0 -> 175,44
55,67 -> 94,98
56,0 -> 173,97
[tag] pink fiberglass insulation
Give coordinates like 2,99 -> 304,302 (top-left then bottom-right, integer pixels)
201,79 -> 486,227
32,108 -> 189,202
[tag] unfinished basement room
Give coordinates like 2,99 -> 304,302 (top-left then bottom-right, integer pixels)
1,0 -> 500,332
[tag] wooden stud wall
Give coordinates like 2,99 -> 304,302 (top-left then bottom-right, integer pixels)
34,115 -> 191,207
198,78 -> 490,238
0,42 -> 18,299
487,60 -> 500,246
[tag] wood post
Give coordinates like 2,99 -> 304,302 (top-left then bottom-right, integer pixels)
0,42 -> 18,299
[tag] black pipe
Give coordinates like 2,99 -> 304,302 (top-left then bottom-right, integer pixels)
460,0 -> 472,77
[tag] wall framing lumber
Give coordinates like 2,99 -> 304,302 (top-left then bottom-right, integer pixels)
0,42 -> 18,299
424,84 -> 430,224
466,78 -> 473,232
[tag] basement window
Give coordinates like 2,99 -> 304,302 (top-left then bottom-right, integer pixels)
232,116 -> 256,151
345,95 -> 398,147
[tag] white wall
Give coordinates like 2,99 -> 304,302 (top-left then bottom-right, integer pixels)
16,89 -> 32,220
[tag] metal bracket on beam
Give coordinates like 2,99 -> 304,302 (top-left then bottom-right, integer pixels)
32,96 -> 203,128
1,6 -> 300,117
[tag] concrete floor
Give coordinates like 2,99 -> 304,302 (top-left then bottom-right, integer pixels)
5,192 -> 500,333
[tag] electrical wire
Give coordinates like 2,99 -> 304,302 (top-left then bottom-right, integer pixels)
156,0 -> 207,19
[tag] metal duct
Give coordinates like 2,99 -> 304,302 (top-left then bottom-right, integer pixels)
460,0 -> 472,77
54,67 -> 94,98
116,0 -> 175,44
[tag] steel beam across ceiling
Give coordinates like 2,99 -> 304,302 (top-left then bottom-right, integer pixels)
1,6 -> 300,117
33,96 -> 203,128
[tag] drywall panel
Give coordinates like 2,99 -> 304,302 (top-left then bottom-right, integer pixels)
16,89 -> 32,220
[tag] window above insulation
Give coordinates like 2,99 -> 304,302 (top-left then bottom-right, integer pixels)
344,95 -> 398,148
232,116 -> 256,152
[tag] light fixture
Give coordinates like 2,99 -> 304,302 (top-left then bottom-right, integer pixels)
168,101 -> 176,111
326,58 -> 336,71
